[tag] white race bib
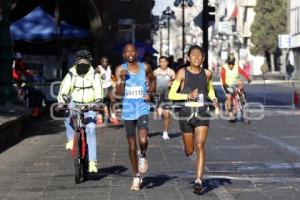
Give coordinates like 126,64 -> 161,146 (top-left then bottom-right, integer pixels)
185,94 -> 204,107
124,86 -> 144,99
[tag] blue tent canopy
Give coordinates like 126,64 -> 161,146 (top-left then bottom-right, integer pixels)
10,6 -> 90,41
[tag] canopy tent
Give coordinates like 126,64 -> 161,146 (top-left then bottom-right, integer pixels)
10,6 -> 90,41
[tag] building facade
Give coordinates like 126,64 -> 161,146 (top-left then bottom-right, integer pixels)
290,0 -> 300,79
152,0 -> 203,62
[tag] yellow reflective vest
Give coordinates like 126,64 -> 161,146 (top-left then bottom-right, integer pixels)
220,63 -> 239,86
57,66 -> 103,103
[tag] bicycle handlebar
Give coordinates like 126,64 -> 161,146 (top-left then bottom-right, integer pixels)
60,103 -> 102,113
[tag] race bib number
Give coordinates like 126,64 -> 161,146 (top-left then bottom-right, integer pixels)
185,94 -> 204,107
124,86 -> 144,99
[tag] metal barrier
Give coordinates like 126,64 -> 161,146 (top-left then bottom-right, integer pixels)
212,79 -> 300,109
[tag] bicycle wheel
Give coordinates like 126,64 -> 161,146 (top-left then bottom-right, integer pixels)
82,133 -> 89,180
74,131 -> 82,184
237,97 -> 243,121
241,95 -> 250,124
229,97 -> 238,122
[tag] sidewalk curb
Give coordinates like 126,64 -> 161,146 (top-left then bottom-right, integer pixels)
0,114 -> 32,146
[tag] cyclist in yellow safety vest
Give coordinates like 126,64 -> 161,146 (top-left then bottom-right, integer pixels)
57,50 -> 103,173
220,54 -> 251,118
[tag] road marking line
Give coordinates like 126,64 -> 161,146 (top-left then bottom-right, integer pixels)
205,175 -> 300,183
247,131 -> 300,157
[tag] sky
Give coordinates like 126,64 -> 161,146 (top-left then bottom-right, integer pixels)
152,0 -> 203,16
152,0 -> 174,16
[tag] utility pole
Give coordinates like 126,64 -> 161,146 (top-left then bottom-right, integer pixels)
0,0 -> 15,103
202,0 -> 215,68
182,3 -> 185,60
161,6 -> 175,56
174,0 -> 194,62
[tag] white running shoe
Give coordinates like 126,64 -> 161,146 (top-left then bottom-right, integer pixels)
88,161 -> 98,173
162,132 -> 170,140
65,140 -> 73,150
138,151 -> 148,174
130,176 -> 143,191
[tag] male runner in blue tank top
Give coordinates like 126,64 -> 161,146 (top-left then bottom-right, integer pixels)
169,45 -> 218,194
115,44 -> 155,191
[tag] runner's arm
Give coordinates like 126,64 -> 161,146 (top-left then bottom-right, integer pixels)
145,63 -> 155,94
168,68 -> 188,100
170,69 -> 176,80
114,65 -> 124,98
207,80 -> 217,102
93,74 -> 103,101
168,68 -> 176,88
106,66 -> 112,81
205,69 -> 218,102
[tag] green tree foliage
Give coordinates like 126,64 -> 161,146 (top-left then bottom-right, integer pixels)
250,0 -> 287,55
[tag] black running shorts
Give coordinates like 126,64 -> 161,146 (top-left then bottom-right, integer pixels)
179,110 -> 210,133
124,115 -> 149,138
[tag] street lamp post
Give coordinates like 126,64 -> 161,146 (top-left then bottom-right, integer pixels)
161,6 -> 175,56
159,21 -> 166,56
174,0 -> 194,61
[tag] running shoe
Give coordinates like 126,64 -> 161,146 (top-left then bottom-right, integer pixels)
88,161 -> 98,173
138,151 -> 148,174
31,107 -> 41,117
229,112 -> 235,120
65,139 -> 73,150
162,132 -> 170,140
130,175 -> 142,191
193,179 -> 203,194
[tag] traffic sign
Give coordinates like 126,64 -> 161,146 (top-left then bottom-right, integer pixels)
218,21 -> 232,33
278,34 -> 291,49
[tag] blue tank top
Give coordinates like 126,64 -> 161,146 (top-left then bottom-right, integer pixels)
121,62 -> 150,120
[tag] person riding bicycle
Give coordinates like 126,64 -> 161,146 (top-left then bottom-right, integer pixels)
220,54 -> 251,119
57,50 -> 103,173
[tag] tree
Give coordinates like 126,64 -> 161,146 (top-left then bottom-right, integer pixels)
250,0 -> 287,55
250,0 -> 287,72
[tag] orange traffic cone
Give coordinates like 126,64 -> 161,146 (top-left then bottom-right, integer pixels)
31,107 -> 41,117
96,114 -> 103,125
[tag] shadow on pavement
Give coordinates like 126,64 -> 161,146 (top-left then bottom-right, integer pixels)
142,174 -> 177,189
148,132 -> 162,138
169,132 -> 181,138
199,178 -> 232,195
88,165 -> 128,181
148,132 -> 181,139
97,124 -> 124,130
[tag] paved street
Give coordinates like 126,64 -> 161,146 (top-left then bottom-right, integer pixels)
0,104 -> 300,199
